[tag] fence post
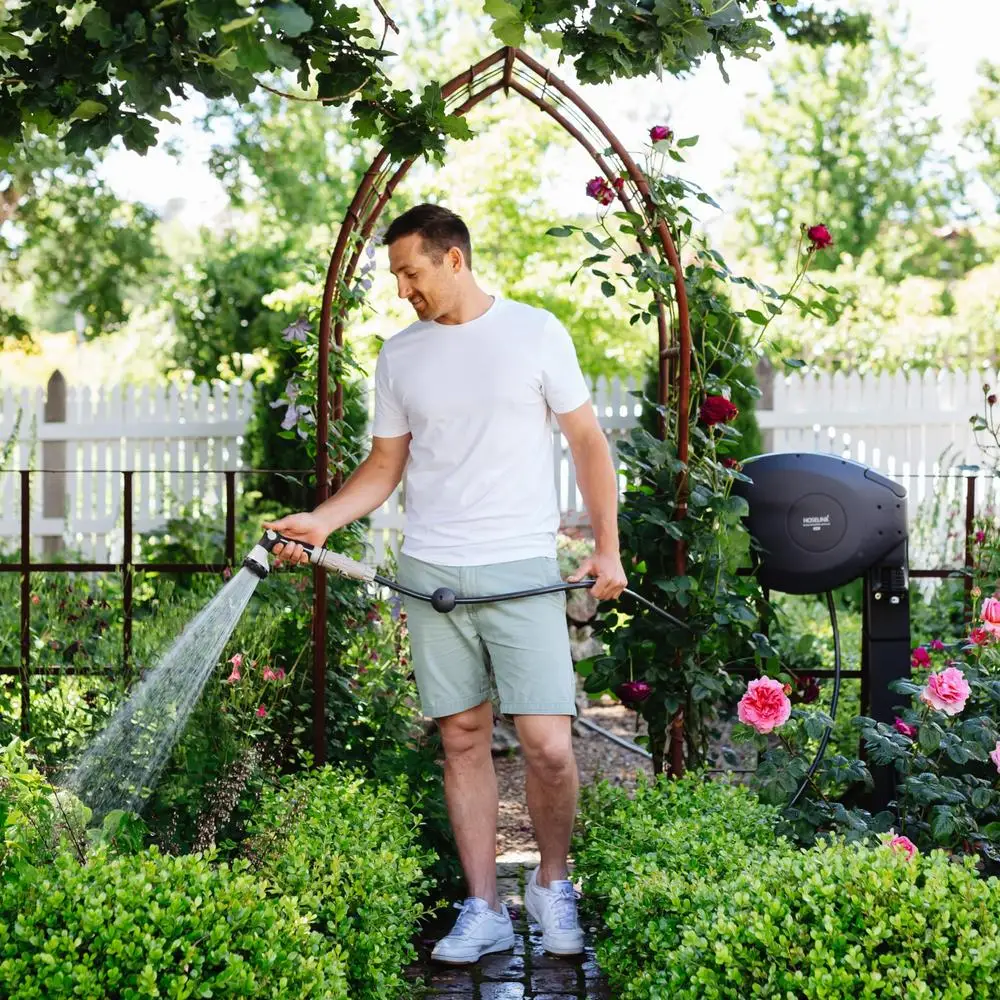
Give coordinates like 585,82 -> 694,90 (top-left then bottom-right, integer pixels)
755,358 -> 774,454
41,370 -> 67,556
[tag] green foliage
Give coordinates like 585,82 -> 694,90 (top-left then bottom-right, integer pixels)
730,17 -> 978,280
762,256 -> 1000,373
639,272 -> 763,459
557,133 -> 835,772
576,774 -> 1000,999
246,766 -> 436,1000
488,0 -> 802,86
0,1 -> 470,163
0,844 -> 348,999
856,646 -> 1000,860
965,60 -> 1000,211
1,135 -> 161,338
169,232 -> 303,381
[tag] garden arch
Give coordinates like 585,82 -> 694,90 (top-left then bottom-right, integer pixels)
309,46 -> 692,763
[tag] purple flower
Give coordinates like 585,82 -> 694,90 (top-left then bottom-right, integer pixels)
282,319 -> 311,343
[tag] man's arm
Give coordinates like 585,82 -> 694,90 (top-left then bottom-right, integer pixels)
556,402 -> 627,600
263,433 -> 410,565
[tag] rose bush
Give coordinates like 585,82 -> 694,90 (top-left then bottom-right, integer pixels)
555,127 -> 837,774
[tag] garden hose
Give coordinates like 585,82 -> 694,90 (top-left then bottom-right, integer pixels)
246,529 -> 691,630
786,590 -> 842,809
244,530 -> 841,806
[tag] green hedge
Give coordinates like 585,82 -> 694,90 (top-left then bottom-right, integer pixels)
0,764 -> 436,1000
0,846 -> 347,1000
575,774 -> 1000,999
246,765 -> 436,1000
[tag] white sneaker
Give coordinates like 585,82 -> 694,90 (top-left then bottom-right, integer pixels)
431,897 -> 516,965
524,867 -> 585,955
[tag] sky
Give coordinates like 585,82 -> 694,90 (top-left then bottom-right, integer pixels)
98,1 -> 1000,226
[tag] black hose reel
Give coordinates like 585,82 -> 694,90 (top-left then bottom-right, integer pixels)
733,452 -> 911,812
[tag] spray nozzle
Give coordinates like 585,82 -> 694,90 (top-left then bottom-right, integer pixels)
242,529 -> 376,584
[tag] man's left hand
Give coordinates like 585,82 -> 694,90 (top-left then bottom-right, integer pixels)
567,550 -> 628,601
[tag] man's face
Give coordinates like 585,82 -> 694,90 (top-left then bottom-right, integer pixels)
388,233 -> 457,321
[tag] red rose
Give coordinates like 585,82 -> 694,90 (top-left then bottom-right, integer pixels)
616,680 -> 652,707
807,224 -> 833,249
721,457 -> 741,470
989,394 -> 998,406
585,177 -> 616,205
612,176 -> 625,193
649,125 -> 673,143
699,395 -> 739,426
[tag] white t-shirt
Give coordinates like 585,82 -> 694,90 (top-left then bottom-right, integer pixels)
371,296 -> 590,565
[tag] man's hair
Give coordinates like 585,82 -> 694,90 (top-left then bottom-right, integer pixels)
384,203 -> 473,271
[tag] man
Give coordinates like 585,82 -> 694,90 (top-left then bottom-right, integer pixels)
264,203 -> 627,965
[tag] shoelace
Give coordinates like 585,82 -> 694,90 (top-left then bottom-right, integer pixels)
549,883 -> 582,930
450,899 -> 494,937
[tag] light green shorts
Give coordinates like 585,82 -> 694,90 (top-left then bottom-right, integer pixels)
397,552 -> 577,719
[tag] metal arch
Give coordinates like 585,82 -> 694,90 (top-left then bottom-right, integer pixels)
309,46 -> 693,766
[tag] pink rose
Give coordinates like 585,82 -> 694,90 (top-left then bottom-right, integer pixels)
970,627 -> 991,646
256,705 -> 267,718
990,741 -> 1000,774
894,717 -> 917,738
911,646 -> 931,668
981,597 -> 1000,636
975,530 -> 987,544
807,224 -> 833,249
919,666 -> 971,716
889,835 -> 917,861
930,639 -> 946,652
737,676 -> 792,734
649,124 -> 673,143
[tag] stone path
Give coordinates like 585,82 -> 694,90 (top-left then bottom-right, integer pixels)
405,857 -> 611,999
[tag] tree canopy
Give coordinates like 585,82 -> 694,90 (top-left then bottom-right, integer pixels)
1,1 -> 869,160
728,16 -> 980,280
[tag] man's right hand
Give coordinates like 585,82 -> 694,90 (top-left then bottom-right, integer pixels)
261,512 -> 331,567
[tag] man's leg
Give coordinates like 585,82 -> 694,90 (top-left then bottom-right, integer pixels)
437,699 -> 501,910
513,713 -> 579,886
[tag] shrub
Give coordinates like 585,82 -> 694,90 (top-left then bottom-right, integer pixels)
664,841 -> 1000,1000
575,774 -> 1000,999
245,766 -> 436,1000
0,845 -> 347,1000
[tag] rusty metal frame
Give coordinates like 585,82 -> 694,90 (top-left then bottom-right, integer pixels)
1,469 -> 240,735
310,46 -> 693,766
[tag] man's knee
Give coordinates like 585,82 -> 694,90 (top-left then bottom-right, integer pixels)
515,716 -> 576,779
437,700 -> 494,760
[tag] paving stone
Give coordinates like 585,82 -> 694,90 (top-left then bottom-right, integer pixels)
424,966 -> 480,992
496,861 -> 524,878
528,965 -> 582,992
529,945 -> 586,969
480,983 -> 526,999
479,952 -> 527,982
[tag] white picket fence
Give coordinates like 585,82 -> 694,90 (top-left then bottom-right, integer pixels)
756,365 -> 1000,526
3,367 -> 998,565
0,375 -> 254,561
0,373 -> 641,564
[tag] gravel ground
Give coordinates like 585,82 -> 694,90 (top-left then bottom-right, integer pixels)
494,696 -> 654,858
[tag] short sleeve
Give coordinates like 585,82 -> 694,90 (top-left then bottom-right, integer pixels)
372,347 -> 410,437
541,315 -> 590,414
